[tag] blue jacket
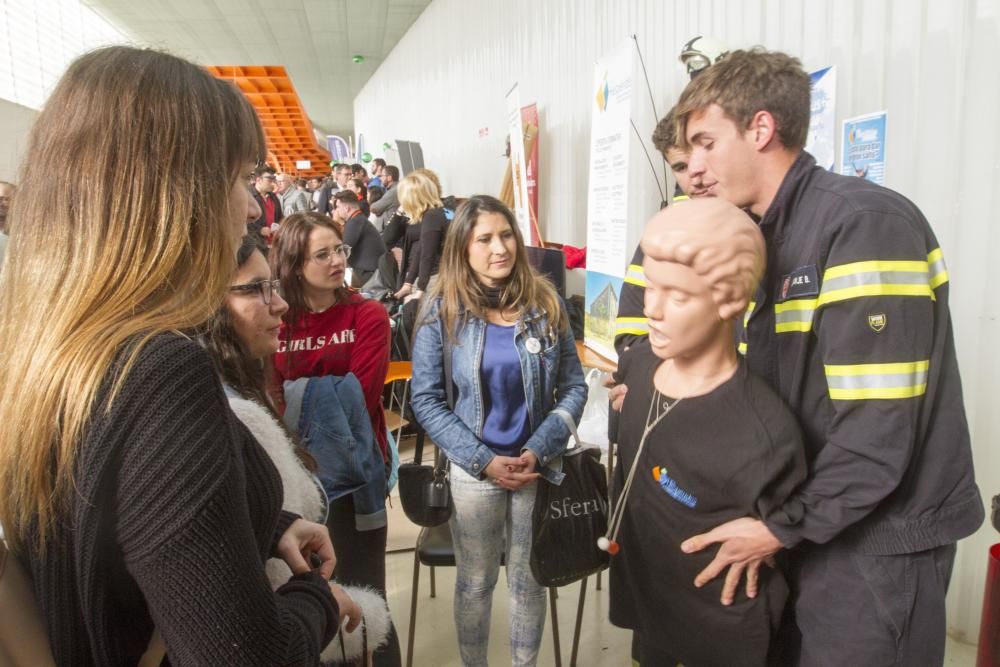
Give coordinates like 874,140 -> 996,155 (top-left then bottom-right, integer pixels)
283,374 -> 386,531
411,300 -> 588,484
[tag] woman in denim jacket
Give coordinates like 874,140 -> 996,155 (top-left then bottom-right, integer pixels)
411,195 -> 587,667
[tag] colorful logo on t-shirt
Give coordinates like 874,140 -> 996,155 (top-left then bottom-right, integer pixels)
651,466 -> 698,508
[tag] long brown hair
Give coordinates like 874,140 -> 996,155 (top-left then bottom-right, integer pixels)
0,46 -> 265,550
269,211 -> 351,338
423,195 -> 566,342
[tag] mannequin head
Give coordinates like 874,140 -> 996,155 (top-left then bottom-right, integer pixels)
641,198 -> 764,361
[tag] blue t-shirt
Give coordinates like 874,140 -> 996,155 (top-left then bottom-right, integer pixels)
480,322 -> 531,456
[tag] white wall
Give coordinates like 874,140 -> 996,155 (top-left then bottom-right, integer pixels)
0,98 -> 38,182
355,0 -> 1000,643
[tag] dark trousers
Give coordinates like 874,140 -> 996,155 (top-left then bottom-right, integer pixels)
779,543 -> 957,667
326,494 -> 402,667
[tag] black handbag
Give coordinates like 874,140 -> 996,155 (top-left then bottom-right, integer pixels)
397,336 -> 455,528
530,411 -> 609,587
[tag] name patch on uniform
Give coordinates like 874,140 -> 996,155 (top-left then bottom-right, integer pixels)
778,265 -> 820,301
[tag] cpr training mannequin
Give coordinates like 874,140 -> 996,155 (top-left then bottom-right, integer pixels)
607,198 -> 807,667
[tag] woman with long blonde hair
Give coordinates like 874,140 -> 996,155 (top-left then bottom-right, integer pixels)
391,169 -> 449,301
0,46 -> 354,665
410,195 -> 587,666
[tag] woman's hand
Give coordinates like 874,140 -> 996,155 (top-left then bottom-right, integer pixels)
276,518 -> 336,580
394,283 -> 412,300
329,583 -> 363,633
485,455 -> 540,490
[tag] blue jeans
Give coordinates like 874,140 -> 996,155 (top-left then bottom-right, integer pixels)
449,465 -> 546,667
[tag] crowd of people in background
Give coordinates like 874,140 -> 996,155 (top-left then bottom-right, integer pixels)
0,36 -> 985,667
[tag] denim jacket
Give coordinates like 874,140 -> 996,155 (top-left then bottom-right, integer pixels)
411,299 -> 588,484
283,374 -> 387,531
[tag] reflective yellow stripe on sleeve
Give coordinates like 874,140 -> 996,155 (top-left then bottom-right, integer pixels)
624,264 -> 646,287
737,342 -> 747,355
775,255 -> 943,334
819,260 -> 935,306
615,317 -> 649,337
824,360 -> 929,400
738,301 -> 755,355
927,248 -> 949,289
774,298 -> 817,333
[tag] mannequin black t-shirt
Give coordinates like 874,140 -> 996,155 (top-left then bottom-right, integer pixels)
609,341 -> 807,667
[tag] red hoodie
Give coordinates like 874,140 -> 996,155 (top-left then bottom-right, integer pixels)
270,292 -> 391,459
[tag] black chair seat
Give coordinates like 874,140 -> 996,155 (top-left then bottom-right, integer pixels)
415,524 -> 455,567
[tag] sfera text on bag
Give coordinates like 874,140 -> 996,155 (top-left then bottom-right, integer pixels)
548,495 -> 608,520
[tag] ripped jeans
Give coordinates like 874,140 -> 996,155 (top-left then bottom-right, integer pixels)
448,464 -> 546,667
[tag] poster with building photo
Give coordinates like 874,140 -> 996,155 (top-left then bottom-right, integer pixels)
841,111 -> 887,185
584,40 -> 634,360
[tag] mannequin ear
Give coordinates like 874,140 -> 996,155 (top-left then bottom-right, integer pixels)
747,110 -> 778,151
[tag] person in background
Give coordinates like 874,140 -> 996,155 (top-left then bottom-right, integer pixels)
411,195 -> 587,667
393,169 -> 451,302
369,158 -> 386,189
331,190 -> 386,288
269,212 -> 402,667
370,165 -> 400,230
351,163 -> 368,185
250,165 -> 283,252
276,172 -> 311,216
348,177 -> 370,217
0,45 -> 349,665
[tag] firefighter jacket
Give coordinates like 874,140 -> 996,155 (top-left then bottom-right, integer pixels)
747,152 -> 983,555
614,195 -> 690,356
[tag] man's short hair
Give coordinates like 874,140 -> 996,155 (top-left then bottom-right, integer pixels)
295,178 -> 307,188
335,164 -> 352,175
332,190 -> 362,209
675,48 -> 811,150
383,165 -> 400,182
373,158 -> 386,168
651,107 -> 679,156
253,165 -> 276,179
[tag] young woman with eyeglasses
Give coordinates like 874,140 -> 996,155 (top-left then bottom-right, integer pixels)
0,47 -> 347,665
269,211 -> 401,666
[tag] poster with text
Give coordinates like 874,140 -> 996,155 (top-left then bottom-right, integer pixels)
841,111 -> 887,185
807,66 -> 837,171
584,41 -> 634,361
506,84 -> 533,245
521,103 -> 540,245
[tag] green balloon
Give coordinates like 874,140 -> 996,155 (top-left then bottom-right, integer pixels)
382,142 -> 391,150
361,152 -> 372,163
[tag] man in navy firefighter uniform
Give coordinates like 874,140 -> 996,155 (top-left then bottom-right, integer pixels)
665,48 -> 984,666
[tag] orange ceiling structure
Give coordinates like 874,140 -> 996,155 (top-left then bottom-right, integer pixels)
207,65 -> 331,178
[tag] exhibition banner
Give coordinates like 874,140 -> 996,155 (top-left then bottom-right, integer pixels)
807,66 -> 837,171
521,103 -> 540,246
841,111 -> 888,185
506,83 -> 533,245
584,40 -> 634,360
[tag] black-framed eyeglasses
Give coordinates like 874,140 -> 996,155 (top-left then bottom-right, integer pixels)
229,279 -> 282,304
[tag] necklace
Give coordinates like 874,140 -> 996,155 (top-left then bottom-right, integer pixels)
598,389 -> 682,555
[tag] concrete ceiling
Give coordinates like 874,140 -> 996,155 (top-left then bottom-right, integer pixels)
82,0 -> 431,138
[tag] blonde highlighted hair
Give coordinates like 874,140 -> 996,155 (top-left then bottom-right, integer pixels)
423,195 -> 566,341
0,46 -> 265,550
397,170 -> 443,225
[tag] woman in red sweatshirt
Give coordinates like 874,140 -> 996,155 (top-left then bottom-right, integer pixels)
269,211 -> 401,667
